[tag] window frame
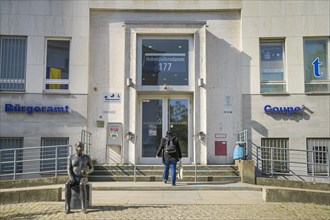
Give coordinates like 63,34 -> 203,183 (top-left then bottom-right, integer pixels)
0,36 -> 27,92
306,138 -> 329,174
0,137 -> 23,175
40,137 -> 69,173
44,38 -> 71,93
303,37 -> 330,94
259,39 -> 287,94
261,138 -> 289,173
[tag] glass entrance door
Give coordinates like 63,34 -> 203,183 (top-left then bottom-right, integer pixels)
140,96 -> 191,164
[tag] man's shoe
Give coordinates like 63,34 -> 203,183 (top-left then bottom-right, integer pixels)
82,208 -> 87,214
65,203 -> 70,214
171,184 -> 175,186
164,180 -> 167,184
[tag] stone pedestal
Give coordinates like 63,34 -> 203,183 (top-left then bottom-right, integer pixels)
67,183 -> 92,209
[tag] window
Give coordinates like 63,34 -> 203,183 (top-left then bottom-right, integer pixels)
40,138 -> 69,172
141,39 -> 189,86
45,39 -> 70,92
0,36 -> 27,91
261,138 -> 289,173
307,138 -> 329,174
304,38 -> 329,93
260,41 -> 286,93
0,138 -> 23,175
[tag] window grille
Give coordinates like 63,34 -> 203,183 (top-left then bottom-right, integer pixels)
0,138 -> 23,174
307,138 -> 329,174
261,138 -> 289,172
40,138 -> 69,172
0,36 -> 27,91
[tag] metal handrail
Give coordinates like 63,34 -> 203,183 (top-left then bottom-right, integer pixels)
256,146 -> 330,182
0,145 -> 72,180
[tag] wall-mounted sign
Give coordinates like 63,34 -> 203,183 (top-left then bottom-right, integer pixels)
107,123 -> 122,146
215,133 -> 227,139
104,92 -> 121,103
223,109 -> 232,115
5,104 -> 69,114
264,105 -> 302,115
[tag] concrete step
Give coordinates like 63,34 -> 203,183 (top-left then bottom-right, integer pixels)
90,165 -> 240,182
89,176 -> 241,183
92,170 -> 239,176
94,165 -> 238,171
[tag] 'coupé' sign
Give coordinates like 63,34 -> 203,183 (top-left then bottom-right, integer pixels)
264,105 -> 302,115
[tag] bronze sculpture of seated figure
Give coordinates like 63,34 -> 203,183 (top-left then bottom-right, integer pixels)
65,141 -> 94,214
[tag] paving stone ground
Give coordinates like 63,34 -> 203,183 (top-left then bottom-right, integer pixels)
1,202 -> 330,220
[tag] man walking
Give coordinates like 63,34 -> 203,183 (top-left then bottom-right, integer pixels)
156,130 -> 182,186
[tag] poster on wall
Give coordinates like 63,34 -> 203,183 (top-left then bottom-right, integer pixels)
149,124 -> 157,136
107,123 -> 123,146
224,96 -> 232,115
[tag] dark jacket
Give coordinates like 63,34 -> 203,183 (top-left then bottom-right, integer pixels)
156,134 -> 182,163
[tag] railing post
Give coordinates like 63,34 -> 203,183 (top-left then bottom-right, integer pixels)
312,150 -> 315,182
134,164 -> 136,182
13,149 -> 17,180
55,147 -> 58,177
257,146 -> 259,171
270,147 -> 274,177
327,149 -> 330,177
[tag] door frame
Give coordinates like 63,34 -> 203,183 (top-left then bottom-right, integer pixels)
138,94 -> 193,164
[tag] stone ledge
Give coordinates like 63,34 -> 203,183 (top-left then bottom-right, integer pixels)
0,176 -> 67,189
257,177 -> 330,191
263,187 -> 330,205
0,188 -> 62,204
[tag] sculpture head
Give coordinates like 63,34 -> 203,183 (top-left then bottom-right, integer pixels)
75,141 -> 84,156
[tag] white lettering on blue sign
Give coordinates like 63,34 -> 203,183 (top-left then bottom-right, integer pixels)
5,104 -> 70,114
264,105 -> 302,115
312,57 -> 323,78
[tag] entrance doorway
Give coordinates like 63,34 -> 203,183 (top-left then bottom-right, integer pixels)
139,95 -> 192,164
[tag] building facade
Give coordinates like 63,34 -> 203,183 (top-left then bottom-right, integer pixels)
0,0 -> 329,180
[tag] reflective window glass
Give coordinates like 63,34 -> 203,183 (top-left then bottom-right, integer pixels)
142,39 -> 188,86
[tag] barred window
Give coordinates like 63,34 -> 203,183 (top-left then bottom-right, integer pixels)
40,138 -> 69,172
261,138 -> 289,173
0,138 -> 23,174
307,138 -> 329,174
0,36 -> 27,91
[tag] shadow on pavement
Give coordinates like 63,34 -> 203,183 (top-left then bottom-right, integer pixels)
87,205 -> 171,213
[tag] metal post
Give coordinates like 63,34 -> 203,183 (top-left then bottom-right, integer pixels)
133,164 -> 136,182
270,147 -> 274,177
312,150 -> 315,182
257,146 -> 259,171
13,149 -> 17,180
194,135 -> 197,182
327,149 -> 330,177
55,147 -> 58,177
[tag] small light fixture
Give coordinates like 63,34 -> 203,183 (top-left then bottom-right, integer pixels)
198,131 -> 206,142
126,131 -> 134,141
126,78 -> 133,87
163,84 -> 167,90
197,78 -> 204,87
